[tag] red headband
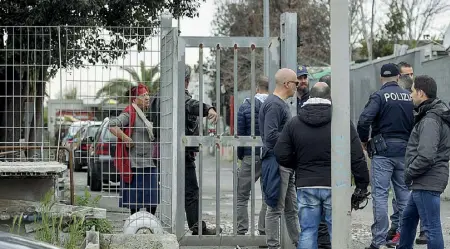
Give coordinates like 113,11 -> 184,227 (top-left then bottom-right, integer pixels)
130,83 -> 149,100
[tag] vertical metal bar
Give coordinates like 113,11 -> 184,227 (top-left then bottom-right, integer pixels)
280,13 -> 298,117
263,0 -> 270,76
232,44 -> 238,235
198,44 -> 204,236
215,44 -> 221,235
57,26 -> 63,160
268,37 -> 281,92
279,12 -> 298,249
330,1 -> 352,248
250,44 -> 256,237
175,33 -> 186,239
12,27 -> 15,148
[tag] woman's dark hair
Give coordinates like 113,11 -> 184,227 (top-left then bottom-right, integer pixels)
125,86 -> 138,98
414,75 -> 437,99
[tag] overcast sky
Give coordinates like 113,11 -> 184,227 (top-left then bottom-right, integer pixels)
48,0 -> 450,103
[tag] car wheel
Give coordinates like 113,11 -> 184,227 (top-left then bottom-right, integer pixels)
89,164 -> 102,192
87,166 -> 91,186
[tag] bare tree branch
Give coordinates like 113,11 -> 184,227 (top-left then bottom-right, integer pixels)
402,0 -> 450,45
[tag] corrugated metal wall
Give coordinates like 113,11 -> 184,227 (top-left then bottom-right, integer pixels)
349,48 -> 450,124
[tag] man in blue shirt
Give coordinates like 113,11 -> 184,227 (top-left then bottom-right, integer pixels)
259,68 -> 300,249
358,63 -> 414,249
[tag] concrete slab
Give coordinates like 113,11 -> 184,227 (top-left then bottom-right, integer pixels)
100,233 -> 179,249
0,162 -> 66,175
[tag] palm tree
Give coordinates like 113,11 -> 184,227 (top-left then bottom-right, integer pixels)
96,61 -> 160,104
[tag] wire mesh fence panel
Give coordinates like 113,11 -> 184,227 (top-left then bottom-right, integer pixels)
0,25 -> 173,233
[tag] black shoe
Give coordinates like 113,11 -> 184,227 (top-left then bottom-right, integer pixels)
365,245 -> 378,249
192,226 -> 223,235
415,231 -> 427,245
386,228 -> 397,241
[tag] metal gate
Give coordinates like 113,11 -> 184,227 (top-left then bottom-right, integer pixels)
160,12 -> 298,247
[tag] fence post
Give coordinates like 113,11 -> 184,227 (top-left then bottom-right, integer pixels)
330,0 -> 352,248
280,13 -> 298,118
159,12 -> 179,233
279,12 -> 298,249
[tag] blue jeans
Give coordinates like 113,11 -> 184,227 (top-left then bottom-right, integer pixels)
297,188 -> 332,249
391,196 -> 425,233
398,190 -> 443,249
370,156 -> 410,247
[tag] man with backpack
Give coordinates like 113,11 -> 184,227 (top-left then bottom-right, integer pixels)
236,76 -> 269,236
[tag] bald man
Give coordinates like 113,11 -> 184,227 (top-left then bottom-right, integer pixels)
274,82 -> 370,249
259,68 -> 300,249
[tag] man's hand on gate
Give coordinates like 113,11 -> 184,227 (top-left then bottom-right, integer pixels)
208,108 -> 218,124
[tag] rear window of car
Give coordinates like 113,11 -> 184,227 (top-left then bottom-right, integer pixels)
101,122 -> 117,142
68,126 -> 82,136
103,130 -> 117,142
87,125 -> 100,137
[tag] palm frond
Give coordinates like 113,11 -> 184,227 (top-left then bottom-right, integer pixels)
121,66 -> 141,83
95,78 -> 134,99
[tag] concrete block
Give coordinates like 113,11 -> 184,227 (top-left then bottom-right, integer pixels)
0,162 -> 66,202
0,199 -> 107,222
83,227 -> 100,249
0,178 -> 54,201
0,162 -> 66,174
100,233 -> 179,249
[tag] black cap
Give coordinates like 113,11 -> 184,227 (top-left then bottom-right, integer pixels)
380,63 -> 400,77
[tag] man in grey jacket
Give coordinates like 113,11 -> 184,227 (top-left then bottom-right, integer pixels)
398,75 -> 450,249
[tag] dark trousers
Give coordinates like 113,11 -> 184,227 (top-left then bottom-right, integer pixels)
185,160 -> 207,231
318,221 -> 331,249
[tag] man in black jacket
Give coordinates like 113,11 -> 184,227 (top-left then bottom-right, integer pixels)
274,82 -> 370,248
148,65 -> 220,235
398,75 -> 450,249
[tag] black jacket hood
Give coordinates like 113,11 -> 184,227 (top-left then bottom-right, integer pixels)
298,103 -> 332,127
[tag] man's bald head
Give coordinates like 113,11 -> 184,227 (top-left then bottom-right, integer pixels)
310,82 -> 331,100
273,68 -> 298,99
319,75 -> 331,87
275,68 -> 298,86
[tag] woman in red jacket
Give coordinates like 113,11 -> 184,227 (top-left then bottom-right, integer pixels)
109,83 -> 159,215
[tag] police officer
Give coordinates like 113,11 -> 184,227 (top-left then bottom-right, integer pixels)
296,65 -> 310,109
357,63 -> 414,249
288,65 -> 310,116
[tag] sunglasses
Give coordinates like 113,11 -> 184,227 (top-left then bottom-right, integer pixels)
286,80 -> 299,86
